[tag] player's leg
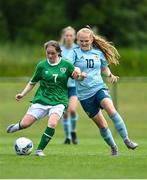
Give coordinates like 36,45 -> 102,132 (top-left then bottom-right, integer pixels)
80,95 -> 118,156
36,104 -> 65,156
92,111 -> 118,156
62,87 -> 73,144
7,114 -> 36,133
68,95 -> 78,144
101,97 -> 138,149
35,113 -> 59,156
7,103 -> 46,133
62,111 -> 71,144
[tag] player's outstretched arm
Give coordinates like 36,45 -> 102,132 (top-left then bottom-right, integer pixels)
15,82 -> 35,101
102,67 -> 119,83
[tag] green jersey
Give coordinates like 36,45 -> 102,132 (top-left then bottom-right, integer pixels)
30,58 -> 75,108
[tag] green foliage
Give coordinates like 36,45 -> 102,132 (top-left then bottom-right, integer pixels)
0,43 -> 44,77
75,0 -> 147,47
0,11 -> 9,41
0,0 -> 147,47
0,44 -> 147,77
110,48 -> 147,76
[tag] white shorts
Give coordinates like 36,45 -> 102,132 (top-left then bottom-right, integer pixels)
26,103 -> 65,120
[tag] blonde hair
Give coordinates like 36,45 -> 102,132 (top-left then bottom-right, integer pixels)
60,26 -> 76,45
77,27 -> 120,65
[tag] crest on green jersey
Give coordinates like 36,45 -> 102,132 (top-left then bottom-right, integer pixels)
45,70 -> 49,74
60,67 -> 67,73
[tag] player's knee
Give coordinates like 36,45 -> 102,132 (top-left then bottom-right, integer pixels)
99,121 -> 108,129
48,120 -> 58,128
69,108 -> 76,116
63,112 -> 68,119
107,109 -> 117,117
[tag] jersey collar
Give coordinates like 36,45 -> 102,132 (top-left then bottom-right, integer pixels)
47,57 -> 61,66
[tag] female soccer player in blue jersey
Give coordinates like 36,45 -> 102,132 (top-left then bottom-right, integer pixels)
6,40 -> 85,156
71,26 -> 138,155
60,26 -> 79,144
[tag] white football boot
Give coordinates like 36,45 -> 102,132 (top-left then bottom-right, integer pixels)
124,139 -> 138,150
35,150 -> 45,156
7,123 -> 20,133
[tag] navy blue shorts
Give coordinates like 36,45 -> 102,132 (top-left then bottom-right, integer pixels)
68,87 -> 77,98
80,88 -> 111,118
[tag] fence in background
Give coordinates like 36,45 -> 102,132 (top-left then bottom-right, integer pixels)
111,77 -> 147,109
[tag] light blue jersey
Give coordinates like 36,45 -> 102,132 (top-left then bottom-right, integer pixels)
72,47 -> 108,100
61,43 -> 78,87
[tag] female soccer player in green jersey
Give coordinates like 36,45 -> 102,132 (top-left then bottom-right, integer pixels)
6,40 -> 85,156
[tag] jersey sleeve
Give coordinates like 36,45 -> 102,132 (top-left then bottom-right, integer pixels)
100,52 -> 109,68
67,61 -> 75,77
68,49 -> 77,64
30,63 -> 42,84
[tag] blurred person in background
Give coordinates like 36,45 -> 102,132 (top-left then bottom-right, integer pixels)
60,26 -> 79,144
6,40 -> 85,156
70,26 -> 138,155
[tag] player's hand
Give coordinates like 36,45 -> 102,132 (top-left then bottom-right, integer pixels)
80,72 -> 87,79
72,67 -> 81,79
77,72 -> 87,80
15,93 -> 24,101
74,67 -> 81,74
108,74 -> 119,83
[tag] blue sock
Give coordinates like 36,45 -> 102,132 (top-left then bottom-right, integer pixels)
63,118 -> 71,139
71,114 -> 78,132
110,112 -> 128,140
99,128 -> 116,147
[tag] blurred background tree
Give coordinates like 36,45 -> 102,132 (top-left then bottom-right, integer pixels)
0,0 -> 147,47
0,0 -> 147,77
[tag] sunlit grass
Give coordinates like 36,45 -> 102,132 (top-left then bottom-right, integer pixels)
0,81 -> 147,178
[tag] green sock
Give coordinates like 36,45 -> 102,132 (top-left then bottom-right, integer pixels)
37,127 -> 55,150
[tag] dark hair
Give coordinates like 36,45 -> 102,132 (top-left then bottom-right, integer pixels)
44,40 -> 62,57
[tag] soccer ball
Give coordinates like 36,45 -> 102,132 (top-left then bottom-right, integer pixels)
14,137 -> 33,155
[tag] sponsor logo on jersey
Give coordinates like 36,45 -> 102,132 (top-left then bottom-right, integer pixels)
60,67 -> 67,73
94,55 -> 99,60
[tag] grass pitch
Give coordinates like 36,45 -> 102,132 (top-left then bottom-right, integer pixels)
0,81 -> 147,179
